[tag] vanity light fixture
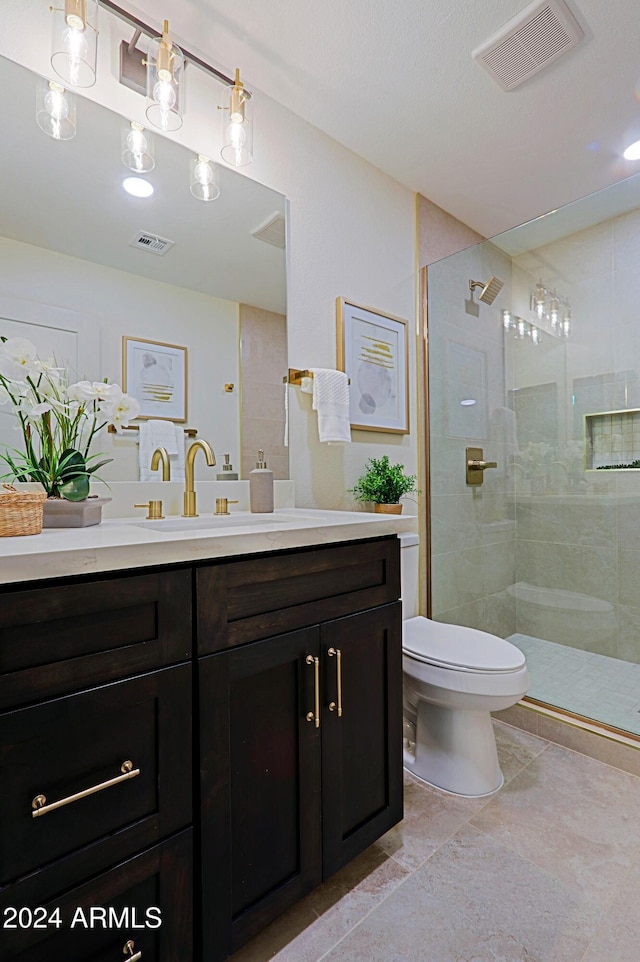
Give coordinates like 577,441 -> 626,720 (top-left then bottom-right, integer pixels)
121,121 -> 155,172
220,68 -> 253,167
122,176 -> 154,198
35,77 -> 76,140
529,280 -> 572,336
50,0 -> 99,88
145,19 -> 184,131
190,155 -> 220,202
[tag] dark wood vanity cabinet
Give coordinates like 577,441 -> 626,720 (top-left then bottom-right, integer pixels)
0,534 -> 402,962
0,569 -> 194,962
197,536 -> 403,961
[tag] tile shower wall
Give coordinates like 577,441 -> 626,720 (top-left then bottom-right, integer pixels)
428,240 -> 517,637
240,304 -> 289,481
509,208 -> 640,666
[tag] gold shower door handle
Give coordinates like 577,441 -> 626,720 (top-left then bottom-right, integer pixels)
31,761 -> 140,818
305,655 -> 320,728
328,647 -> 343,716
468,460 -> 498,470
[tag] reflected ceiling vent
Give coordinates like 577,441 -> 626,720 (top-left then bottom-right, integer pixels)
129,230 -> 175,255
250,212 -> 286,249
472,0 -> 585,91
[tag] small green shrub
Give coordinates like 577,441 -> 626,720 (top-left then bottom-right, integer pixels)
349,455 -> 417,505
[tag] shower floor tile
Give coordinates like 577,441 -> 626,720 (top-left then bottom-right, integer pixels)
509,633 -> 640,737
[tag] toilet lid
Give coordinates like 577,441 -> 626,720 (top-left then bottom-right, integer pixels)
402,617 -> 526,672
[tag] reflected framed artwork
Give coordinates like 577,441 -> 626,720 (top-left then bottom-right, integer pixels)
336,298 -> 409,433
123,336 -> 187,422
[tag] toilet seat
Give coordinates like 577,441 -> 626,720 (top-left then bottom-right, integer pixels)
402,616 -> 525,673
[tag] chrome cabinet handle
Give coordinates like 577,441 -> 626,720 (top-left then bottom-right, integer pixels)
123,939 -> 142,961
31,760 -> 140,818
305,655 -> 320,728
328,647 -> 343,717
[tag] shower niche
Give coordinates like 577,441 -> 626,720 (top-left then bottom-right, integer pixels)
585,409 -> 640,470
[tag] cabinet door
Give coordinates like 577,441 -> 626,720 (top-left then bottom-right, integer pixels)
199,628 -> 322,962
0,665 -> 191,890
0,829 -> 192,962
321,602 -> 403,878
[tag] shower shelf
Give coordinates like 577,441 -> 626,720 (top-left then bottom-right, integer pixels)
585,409 -> 640,470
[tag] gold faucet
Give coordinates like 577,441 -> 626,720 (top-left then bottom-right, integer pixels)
150,447 -> 171,481
183,439 -> 216,517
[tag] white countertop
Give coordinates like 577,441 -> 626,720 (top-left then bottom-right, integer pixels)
0,508 -> 417,586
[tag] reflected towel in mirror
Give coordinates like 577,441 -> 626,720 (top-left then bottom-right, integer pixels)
138,420 -> 185,482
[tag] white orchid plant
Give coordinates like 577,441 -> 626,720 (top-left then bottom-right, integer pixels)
0,336 -> 140,500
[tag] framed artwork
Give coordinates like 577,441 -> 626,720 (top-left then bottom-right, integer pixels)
336,298 -> 409,433
123,336 -> 188,422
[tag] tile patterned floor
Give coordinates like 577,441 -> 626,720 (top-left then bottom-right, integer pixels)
229,721 -> 640,962
509,632 -> 640,737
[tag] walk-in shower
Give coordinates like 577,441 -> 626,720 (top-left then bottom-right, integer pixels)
426,170 -> 640,739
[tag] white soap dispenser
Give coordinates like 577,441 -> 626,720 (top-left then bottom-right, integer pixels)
249,450 -> 274,513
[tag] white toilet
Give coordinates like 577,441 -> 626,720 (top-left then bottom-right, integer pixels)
399,534 -> 529,797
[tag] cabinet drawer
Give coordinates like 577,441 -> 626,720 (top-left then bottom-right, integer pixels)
0,665 -> 191,888
197,535 -> 400,653
0,569 -> 192,710
0,829 -> 193,962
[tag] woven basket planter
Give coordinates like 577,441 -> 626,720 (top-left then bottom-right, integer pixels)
0,485 -> 48,537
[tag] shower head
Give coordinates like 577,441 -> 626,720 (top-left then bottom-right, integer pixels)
469,276 -> 504,305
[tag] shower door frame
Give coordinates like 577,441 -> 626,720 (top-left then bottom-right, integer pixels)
420,265 -> 640,748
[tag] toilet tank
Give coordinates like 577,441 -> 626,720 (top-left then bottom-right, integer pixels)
399,533 -> 419,619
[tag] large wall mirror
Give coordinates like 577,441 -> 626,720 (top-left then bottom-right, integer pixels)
0,54 -> 288,482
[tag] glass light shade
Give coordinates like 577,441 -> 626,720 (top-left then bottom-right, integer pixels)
190,155 -> 220,202
220,72 -> 253,167
145,24 -> 184,132
121,121 -> 155,173
36,77 -> 76,140
50,0 -> 98,88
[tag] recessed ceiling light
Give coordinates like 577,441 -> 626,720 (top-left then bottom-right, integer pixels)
123,176 -> 154,198
460,399 -> 477,406
623,140 -> 640,160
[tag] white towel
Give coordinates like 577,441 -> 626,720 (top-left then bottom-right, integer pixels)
139,421 -> 186,482
308,368 -> 351,444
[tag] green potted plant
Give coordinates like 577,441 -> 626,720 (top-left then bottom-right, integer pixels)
349,455 -> 417,514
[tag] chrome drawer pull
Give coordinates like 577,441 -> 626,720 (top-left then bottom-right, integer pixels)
305,654 -> 320,728
328,647 -> 343,717
123,939 -> 142,961
31,760 -> 140,818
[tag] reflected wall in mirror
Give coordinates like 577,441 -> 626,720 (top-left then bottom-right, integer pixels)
0,55 -> 288,483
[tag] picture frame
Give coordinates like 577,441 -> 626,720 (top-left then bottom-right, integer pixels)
122,336 -> 188,422
336,298 -> 409,433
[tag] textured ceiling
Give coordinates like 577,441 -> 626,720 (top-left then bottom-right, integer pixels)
124,0 -> 640,237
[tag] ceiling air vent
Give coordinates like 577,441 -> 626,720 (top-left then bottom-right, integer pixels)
250,212 -> 286,249
129,230 -> 175,256
472,0 -> 585,91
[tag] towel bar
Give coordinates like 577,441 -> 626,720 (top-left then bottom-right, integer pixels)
107,424 -> 198,437
283,368 -> 350,385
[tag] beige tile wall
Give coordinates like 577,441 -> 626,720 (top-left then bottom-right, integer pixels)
239,304 -> 289,481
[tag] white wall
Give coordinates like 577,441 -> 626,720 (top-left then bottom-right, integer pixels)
1,1 -> 417,510
0,236 -> 240,482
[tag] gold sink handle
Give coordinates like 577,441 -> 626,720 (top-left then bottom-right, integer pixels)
214,498 -> 239,516
134,500 -> 164,519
